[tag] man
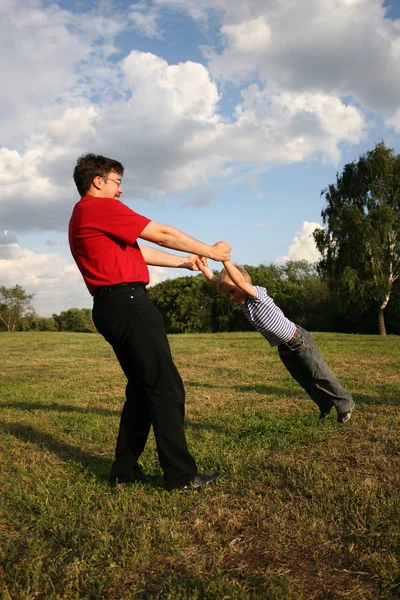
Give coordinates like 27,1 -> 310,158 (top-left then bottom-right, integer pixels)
69,153 -> 231,491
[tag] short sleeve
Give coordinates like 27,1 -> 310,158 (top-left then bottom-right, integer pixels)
95,198 -> 151,245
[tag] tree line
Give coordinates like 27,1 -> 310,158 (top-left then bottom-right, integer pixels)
148,260 -> 400,335
1,141 -> 399,335
0,287 -> 96,333
1,259 -> 399,335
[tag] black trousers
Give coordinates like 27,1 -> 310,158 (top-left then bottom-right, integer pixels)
92,284 -> 197,490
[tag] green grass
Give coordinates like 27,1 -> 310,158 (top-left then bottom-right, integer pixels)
1,331 -> 400,599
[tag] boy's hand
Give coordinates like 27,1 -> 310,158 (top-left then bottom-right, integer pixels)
183,255 -> 205,271
210,241 -> 231,262
195,256 -> 207,271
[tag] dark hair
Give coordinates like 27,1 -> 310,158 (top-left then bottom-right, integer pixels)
73,153 -> 124,196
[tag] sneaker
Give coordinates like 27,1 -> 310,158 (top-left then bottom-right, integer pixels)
337,405 -> 355,424
182,471 -> 221,490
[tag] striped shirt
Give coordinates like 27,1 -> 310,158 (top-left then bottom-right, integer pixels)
242,286 -> 297,347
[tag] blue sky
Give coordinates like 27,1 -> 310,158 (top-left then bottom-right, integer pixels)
1,0 -> 400,316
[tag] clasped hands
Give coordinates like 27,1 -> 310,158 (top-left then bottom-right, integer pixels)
184,240 -> 231,271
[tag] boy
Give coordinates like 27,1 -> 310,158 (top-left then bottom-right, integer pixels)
196,258 -> 355,423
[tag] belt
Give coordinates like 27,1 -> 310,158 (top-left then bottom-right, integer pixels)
94,282 -> 145,298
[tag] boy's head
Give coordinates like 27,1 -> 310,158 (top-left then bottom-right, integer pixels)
219,264 -> 252,285
73,153 -> 124,197
217,264 -> 251,304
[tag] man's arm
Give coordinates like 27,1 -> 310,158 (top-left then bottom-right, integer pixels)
140,246 -> 201,271
195,257 -> 219,288
140,221 -> 231,262
222,260 -> 257,297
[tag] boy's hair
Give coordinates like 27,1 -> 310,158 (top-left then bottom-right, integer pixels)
73,153 -> 124,196
218,264 -> 252,289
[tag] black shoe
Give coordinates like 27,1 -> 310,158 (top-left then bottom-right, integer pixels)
109,469 -> 157,488
337,405 -> 355,423
182,471 -> 221,490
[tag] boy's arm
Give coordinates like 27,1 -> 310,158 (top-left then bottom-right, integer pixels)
140,246 -> 201,270
195,257 -> 219,288
222,260 -> 257,297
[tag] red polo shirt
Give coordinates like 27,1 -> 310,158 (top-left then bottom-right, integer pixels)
69,195 -> 151,296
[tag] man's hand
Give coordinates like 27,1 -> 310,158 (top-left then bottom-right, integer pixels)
182,255 -> 207,271
210,241 -> 231,262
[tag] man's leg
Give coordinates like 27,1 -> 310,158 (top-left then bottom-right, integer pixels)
93,285 -> 198,489
108,362 -> 152,483
278,327 -> 355,420
122,296 -> 198,489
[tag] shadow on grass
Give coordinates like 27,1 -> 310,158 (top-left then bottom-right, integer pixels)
0,420 -> 112,483
186,380 -> 400,407
239,388 -> 400,406
0,401 -> 120,416
1,420 -> 167,489
355,393 -> 400,407
185,380 -> 299,397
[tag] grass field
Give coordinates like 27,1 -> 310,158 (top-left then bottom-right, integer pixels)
0,331 -> 399,600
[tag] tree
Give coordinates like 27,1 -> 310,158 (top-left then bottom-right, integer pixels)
313,142 -> 400,335
0,285 -> 35,332
53,308 -> 96,332
275,260 -> 330,330
18,315 -> 58,331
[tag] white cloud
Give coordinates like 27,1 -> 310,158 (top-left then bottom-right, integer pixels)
0,0 -> 123,149
0,75 -> 365,233
0,0 -> 398,318
203,0 -> 400,113
221,17 -> 271,53
386,109 -> 400,133
277,221 -> 322,264
0,0 -> 396,239
216,86 -> 365,165
128,3 -> 161,37
121,51 -> 221,121
0,244 -> 87,315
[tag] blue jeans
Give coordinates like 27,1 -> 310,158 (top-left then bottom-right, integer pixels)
278,326 -> 354,415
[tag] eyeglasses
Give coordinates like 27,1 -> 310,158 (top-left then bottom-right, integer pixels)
104,177 -> 122,187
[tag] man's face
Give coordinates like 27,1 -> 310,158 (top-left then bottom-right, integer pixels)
96,171 -> 123,198
219,279 -> 248,305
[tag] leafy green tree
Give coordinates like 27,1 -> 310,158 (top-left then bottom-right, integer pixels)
314,142 -> 400,335
0,285 -> 35,332
19,316 -> 58,332
149,275 -> 217,333
275,261 -> 330,330
149,263 -> 333,334
53,308 -> 95,332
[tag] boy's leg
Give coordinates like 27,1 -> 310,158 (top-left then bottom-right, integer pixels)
278,327 -> 355,421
